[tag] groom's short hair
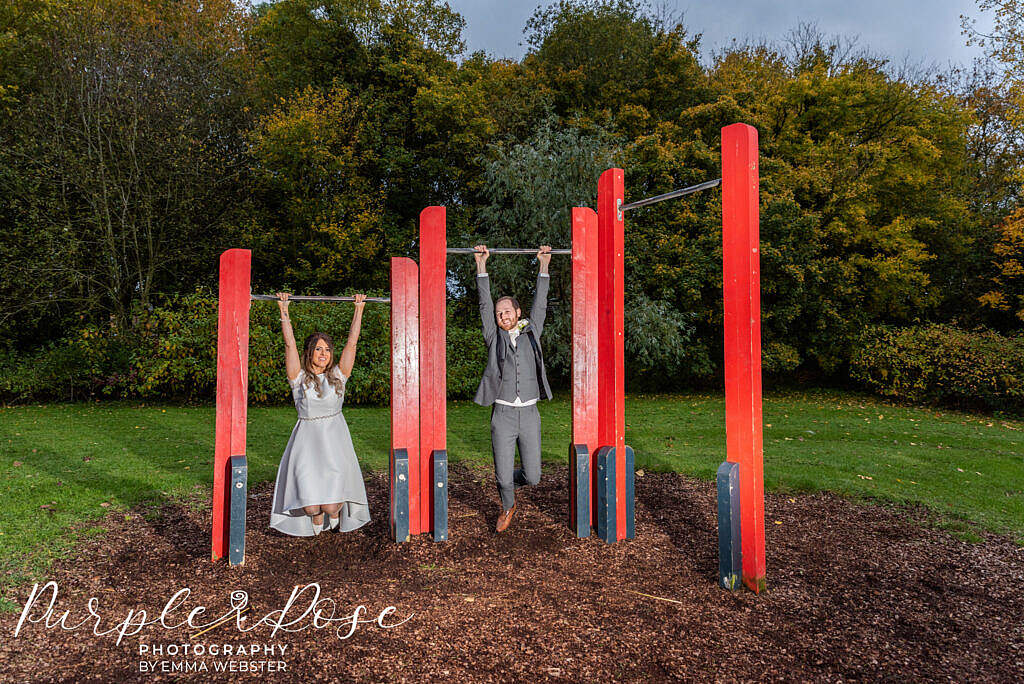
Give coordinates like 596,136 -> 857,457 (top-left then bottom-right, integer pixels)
495,295 -> 521,312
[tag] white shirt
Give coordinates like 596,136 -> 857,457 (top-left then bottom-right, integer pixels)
479,272 -> 548,407
508,325 -> 521,349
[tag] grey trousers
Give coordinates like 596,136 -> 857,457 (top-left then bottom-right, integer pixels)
490,403 -> 542,510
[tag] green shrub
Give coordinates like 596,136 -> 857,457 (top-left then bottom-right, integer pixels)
851,324 -> 1024,414
0,342 -> 86,402
0,325 -> 136,402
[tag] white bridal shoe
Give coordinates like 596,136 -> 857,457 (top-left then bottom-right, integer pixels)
328,515 -> 340,531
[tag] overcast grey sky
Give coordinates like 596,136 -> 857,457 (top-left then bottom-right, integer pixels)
446,0 -> 993,69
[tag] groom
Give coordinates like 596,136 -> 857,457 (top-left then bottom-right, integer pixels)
473,244 -> 553,533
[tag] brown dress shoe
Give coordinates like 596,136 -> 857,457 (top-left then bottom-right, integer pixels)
496,503 -> 517,533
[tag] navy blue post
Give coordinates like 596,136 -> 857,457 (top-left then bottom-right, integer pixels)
570,444 -> 590,538
432,450 -> 448,542
228,455 -> 247,566
625,446 -> 635,539
390,448 -> 410,543
596,446 -> 617,544
717,461 -> 742,590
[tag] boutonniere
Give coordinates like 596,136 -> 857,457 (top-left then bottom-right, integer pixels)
516,319 -> 530,333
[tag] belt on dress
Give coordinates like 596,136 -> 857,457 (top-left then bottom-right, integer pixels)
298,408 -> 343,421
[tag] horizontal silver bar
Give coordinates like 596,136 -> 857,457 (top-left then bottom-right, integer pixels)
446,248 -> 572,255
251,294 -> 391,303
621,178 -> 721,211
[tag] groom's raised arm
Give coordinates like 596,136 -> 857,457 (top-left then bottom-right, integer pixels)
475,245 -> 496,344
530,245 -> 552,337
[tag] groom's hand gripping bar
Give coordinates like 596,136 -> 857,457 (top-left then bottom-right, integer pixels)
251,294 -> 391,303
446,247 -> 571,255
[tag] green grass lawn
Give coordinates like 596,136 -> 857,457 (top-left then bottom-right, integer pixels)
1,390 -> 1022,612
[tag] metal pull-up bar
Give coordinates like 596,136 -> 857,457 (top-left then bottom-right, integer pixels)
446,247 -> 572,255
620,178 -> 721,212
250,294 -> 392,303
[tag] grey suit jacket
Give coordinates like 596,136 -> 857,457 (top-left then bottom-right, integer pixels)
473,272 -> 553,407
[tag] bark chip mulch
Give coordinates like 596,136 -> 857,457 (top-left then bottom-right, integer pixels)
2,464 -> 1022,682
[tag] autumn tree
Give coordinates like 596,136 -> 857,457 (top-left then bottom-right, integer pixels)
980,208 -> 1024,322
964,1 -> 1024,329
964,0 -> 1024,134
523,0 -> 710,136
0,0 -> 256,342
246,0 -> 498,294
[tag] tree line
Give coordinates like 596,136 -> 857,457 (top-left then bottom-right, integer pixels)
1,0 -> 1022,398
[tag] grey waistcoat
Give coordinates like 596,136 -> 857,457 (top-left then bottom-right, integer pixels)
496,329 -> 542,403
473,272 -> 553,407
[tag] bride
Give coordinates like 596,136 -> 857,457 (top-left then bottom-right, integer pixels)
268,292 -> 371,537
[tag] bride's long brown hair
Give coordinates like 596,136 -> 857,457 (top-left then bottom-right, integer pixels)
301,332 -> 346,398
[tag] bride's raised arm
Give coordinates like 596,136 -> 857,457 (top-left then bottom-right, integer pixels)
277,292 -> 301,382
337,294 -> 366,379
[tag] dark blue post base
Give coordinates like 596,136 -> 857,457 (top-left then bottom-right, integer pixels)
390,448 -> 410,543
625,445 -> 635,539
596,446 -> 617,544
432,449 -> 448,542
717,461 -> 742,590
570,444 -> 591,538
229,455 -> 247,567
596,446 -> 635,543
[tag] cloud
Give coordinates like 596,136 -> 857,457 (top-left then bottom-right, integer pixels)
447,0 -> 990,68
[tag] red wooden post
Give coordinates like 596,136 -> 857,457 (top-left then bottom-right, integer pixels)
212,249 -> 251,561
391,257 -> 421,537
598,166 -> 626,540
418,207 -> 446,535
597,169 -> 627,541
721,123 -> 766,593
571,207 -> 599,531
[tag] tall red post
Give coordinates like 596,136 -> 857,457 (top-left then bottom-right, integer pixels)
597,169 -> 627,541
418,207 -> 446,534
571,207 -> 600,531
721,123 -> 766,593
212,249 -> 251,561
391,257 -> 421,537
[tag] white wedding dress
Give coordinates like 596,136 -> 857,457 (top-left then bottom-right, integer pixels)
269,367 -> 370,536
